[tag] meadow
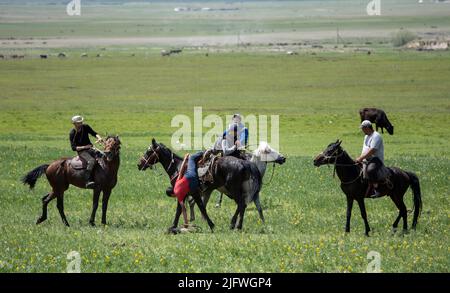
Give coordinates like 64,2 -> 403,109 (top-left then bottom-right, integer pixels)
0,49 -> 449,272
0,0 -> 449,273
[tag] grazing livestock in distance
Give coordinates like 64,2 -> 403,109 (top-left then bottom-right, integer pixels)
40,54 -> 48,59
170,49 -> 182,54
359,108 -> 394,135
161,50 -> 171,56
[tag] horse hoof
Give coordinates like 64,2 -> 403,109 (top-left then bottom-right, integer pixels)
89,222 -> 96,227
36,217 -> 46,225
167,227 -> 179,234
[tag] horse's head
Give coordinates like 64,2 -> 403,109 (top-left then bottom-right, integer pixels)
313,139 -> 343,167
386,124 -> 394,135
103,135 -> 121,161
253,141 -> 286,164
138,138 -> 163,171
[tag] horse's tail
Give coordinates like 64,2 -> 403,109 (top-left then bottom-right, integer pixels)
21,164 -> 49,190
406,171 -> 422,229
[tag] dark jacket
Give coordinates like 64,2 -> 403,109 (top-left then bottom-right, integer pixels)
69,124 -> 97,152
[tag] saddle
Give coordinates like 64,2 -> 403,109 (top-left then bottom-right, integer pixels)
69,150 -> 106,170
69,156 -> 88,170
197,151 -> 221,184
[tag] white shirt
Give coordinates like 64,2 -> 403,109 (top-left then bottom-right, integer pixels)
362,131 -> 384,163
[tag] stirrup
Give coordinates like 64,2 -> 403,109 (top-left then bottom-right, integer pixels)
369,190 -> 382,198
85,181 -> 96,189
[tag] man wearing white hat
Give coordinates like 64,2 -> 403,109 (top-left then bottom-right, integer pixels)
69,115 -> 103,189
356,120 -> 388,198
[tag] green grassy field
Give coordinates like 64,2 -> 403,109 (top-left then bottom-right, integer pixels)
0,49 -> 449,272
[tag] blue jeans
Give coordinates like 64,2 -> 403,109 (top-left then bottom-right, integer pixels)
184,151 -> 204,191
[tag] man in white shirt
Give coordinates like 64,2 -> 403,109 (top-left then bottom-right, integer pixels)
356,120 -> 388,198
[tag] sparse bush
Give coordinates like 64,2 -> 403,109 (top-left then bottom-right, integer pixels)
392,29 -> 417,47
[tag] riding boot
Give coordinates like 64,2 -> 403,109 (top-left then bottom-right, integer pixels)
84,164 -> 96,189
83,171 -> 95,189
369,183 -> 382,198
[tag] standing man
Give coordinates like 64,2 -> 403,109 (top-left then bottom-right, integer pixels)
69,115 -> 103,189
356,120 -> 389,198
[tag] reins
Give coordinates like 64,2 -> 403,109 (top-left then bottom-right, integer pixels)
323,149 -> 363,185
263,163 -> 276,186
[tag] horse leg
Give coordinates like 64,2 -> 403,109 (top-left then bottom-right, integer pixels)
101,189 -> 111,225
56,193 -> 70,227
89,189 -> 101,226
192,194 -> 215,232
392,214 -> 402,233
189,198 -> 196,222
36,192 -> 55,224
357,199 -> 370,236
254,194 -> 265,223
391,197 -> 408,233
345,196 -> 353,233
168,202 -> 182,233
230,206 -> 239,230
215,193 -> 223,208
236,202 -> 247,230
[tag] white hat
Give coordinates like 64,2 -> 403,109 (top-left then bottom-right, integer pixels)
360,120 -> 372,129
71,115 -> 84,123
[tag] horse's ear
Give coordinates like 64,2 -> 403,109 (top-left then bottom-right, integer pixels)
152,138 -> 157,147
337,140 -> 342,146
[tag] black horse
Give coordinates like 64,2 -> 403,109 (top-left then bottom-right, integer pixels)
313,140 -> 422,235
359,108 -> 394,135
137,139 -> 215,233
138,138 -> 263,231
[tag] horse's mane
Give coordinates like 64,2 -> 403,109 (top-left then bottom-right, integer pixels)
159,143 -> 183,161
253,141 -> 271,156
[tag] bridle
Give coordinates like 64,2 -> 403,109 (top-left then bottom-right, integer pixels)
140,145 -> 178,183
103,137 -> 121,159
140,145 -> 161,169
320,146 -> 362,185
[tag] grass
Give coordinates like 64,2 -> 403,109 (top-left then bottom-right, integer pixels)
1,1 -> 450,39
0,0 -> 449,273
0,48 -> 449,272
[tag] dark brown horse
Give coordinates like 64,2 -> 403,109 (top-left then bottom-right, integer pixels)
22,136 -> 121,227
313,140 -> 422,235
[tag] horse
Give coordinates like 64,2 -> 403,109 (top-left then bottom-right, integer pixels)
313,140 -> 422,235
212,142 -> 287,221
359,108 -> 394,135
137,138 -> 215,233
21,136 -> 121,227
137,138 -> 268,231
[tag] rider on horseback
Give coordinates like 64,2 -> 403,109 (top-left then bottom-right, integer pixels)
69,115 -> 103,189
356,120 -> 389,198
210,113 -> 248,157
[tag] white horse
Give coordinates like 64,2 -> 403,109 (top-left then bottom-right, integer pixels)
213,141 -> 286,219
